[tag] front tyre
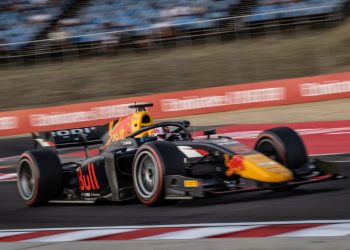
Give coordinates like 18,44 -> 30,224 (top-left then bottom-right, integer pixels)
132,141 -> 185,206
17,149 -> 62,206
133,148 -> 162,205
255,127 -> 309,174
255,127 -> 311,191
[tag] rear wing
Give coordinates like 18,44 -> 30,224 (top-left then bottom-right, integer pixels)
32,118 -> 190,149
32,126 -> 103,149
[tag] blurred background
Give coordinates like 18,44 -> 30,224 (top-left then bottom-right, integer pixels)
0,0 -> 349,111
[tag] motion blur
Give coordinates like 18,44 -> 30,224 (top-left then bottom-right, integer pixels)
0,2 -> 350,248
0,0 -> 349,110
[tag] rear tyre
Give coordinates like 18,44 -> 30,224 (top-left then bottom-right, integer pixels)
255,127 -> 310,191
132,141 -> 185,206
17,149 -> 62,206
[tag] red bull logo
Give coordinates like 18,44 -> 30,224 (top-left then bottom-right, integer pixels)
77,164 -> 100,191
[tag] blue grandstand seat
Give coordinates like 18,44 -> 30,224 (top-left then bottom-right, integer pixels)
1,0 -> 347,51
0,0 -> 71,51
60,0 -> 241,44
244,0 -> 345,23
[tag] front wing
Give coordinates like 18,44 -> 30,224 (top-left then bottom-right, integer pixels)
164,170 -> 346,200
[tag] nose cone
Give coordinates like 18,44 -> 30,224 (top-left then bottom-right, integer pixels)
240,154 -> 294,183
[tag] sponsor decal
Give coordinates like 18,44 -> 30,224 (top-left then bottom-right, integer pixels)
30,104 -> 133,127
244,154 -> 289,174
82,192 -> 100,198
92,104 -> 131,119
178,146 -> 204,158
216,140 -> 240,145
35,139 -> 55,147
0,117 -> 18,130
161,88 -> 285,112
257,162 -> 276,166
51,127 -> 97,138
122,141 -> 133,145
224,155 -> 245,177
231,88 -> 285,104
184,180 -> 199,188
31,112 -> 97,127
77,164 -> 100,191
300,80 -> 350,96
229,145 -> 254,155
103,116 -> 132,148
0,71 -> 349,136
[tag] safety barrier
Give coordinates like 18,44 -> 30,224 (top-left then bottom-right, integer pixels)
0,71 -> 349,136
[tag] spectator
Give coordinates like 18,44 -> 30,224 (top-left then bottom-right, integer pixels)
0,0 -> 69,50
28,14 -> 53,23
0,38 -> 8,52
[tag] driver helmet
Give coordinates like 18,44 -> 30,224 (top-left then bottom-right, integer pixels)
152,126 -> 170,140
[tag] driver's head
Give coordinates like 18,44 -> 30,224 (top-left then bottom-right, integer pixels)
152,126 -> 170,140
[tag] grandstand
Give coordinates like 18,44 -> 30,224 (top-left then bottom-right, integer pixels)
0,0 -> 73,51
0,0 -> 349,54
246,0 -> 346,23
60,0 -> 240,44
0,0 -> 349,110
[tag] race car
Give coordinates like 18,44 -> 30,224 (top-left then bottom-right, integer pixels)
16,103 -> 345,206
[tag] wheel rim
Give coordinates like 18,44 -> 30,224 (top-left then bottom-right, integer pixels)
257,139 -> 282,163
17,159 -> 35,200
134,151 -> 159,200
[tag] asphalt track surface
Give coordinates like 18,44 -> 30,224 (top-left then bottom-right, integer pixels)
0,133 -> 350,230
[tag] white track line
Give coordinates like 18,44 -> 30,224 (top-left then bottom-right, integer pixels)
139,226 -> 260,240
23,229 -> 136,242
0,232 -> 27,238
0,173 -> 17,180
0,166 -> 15,170
0,156 -> 19,162
0,179 -> 16,182
275,223 -> 350,237
3,220 -> 350,233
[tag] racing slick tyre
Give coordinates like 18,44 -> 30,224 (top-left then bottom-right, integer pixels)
255,127 -> 310,190
17,149 -> 62,206
255,127 -> 308,172
132,141 -> 185,206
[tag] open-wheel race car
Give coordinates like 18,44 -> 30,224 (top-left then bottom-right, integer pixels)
17,103 -> 345,206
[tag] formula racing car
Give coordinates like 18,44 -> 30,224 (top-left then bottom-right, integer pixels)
16,103 -> 345,206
